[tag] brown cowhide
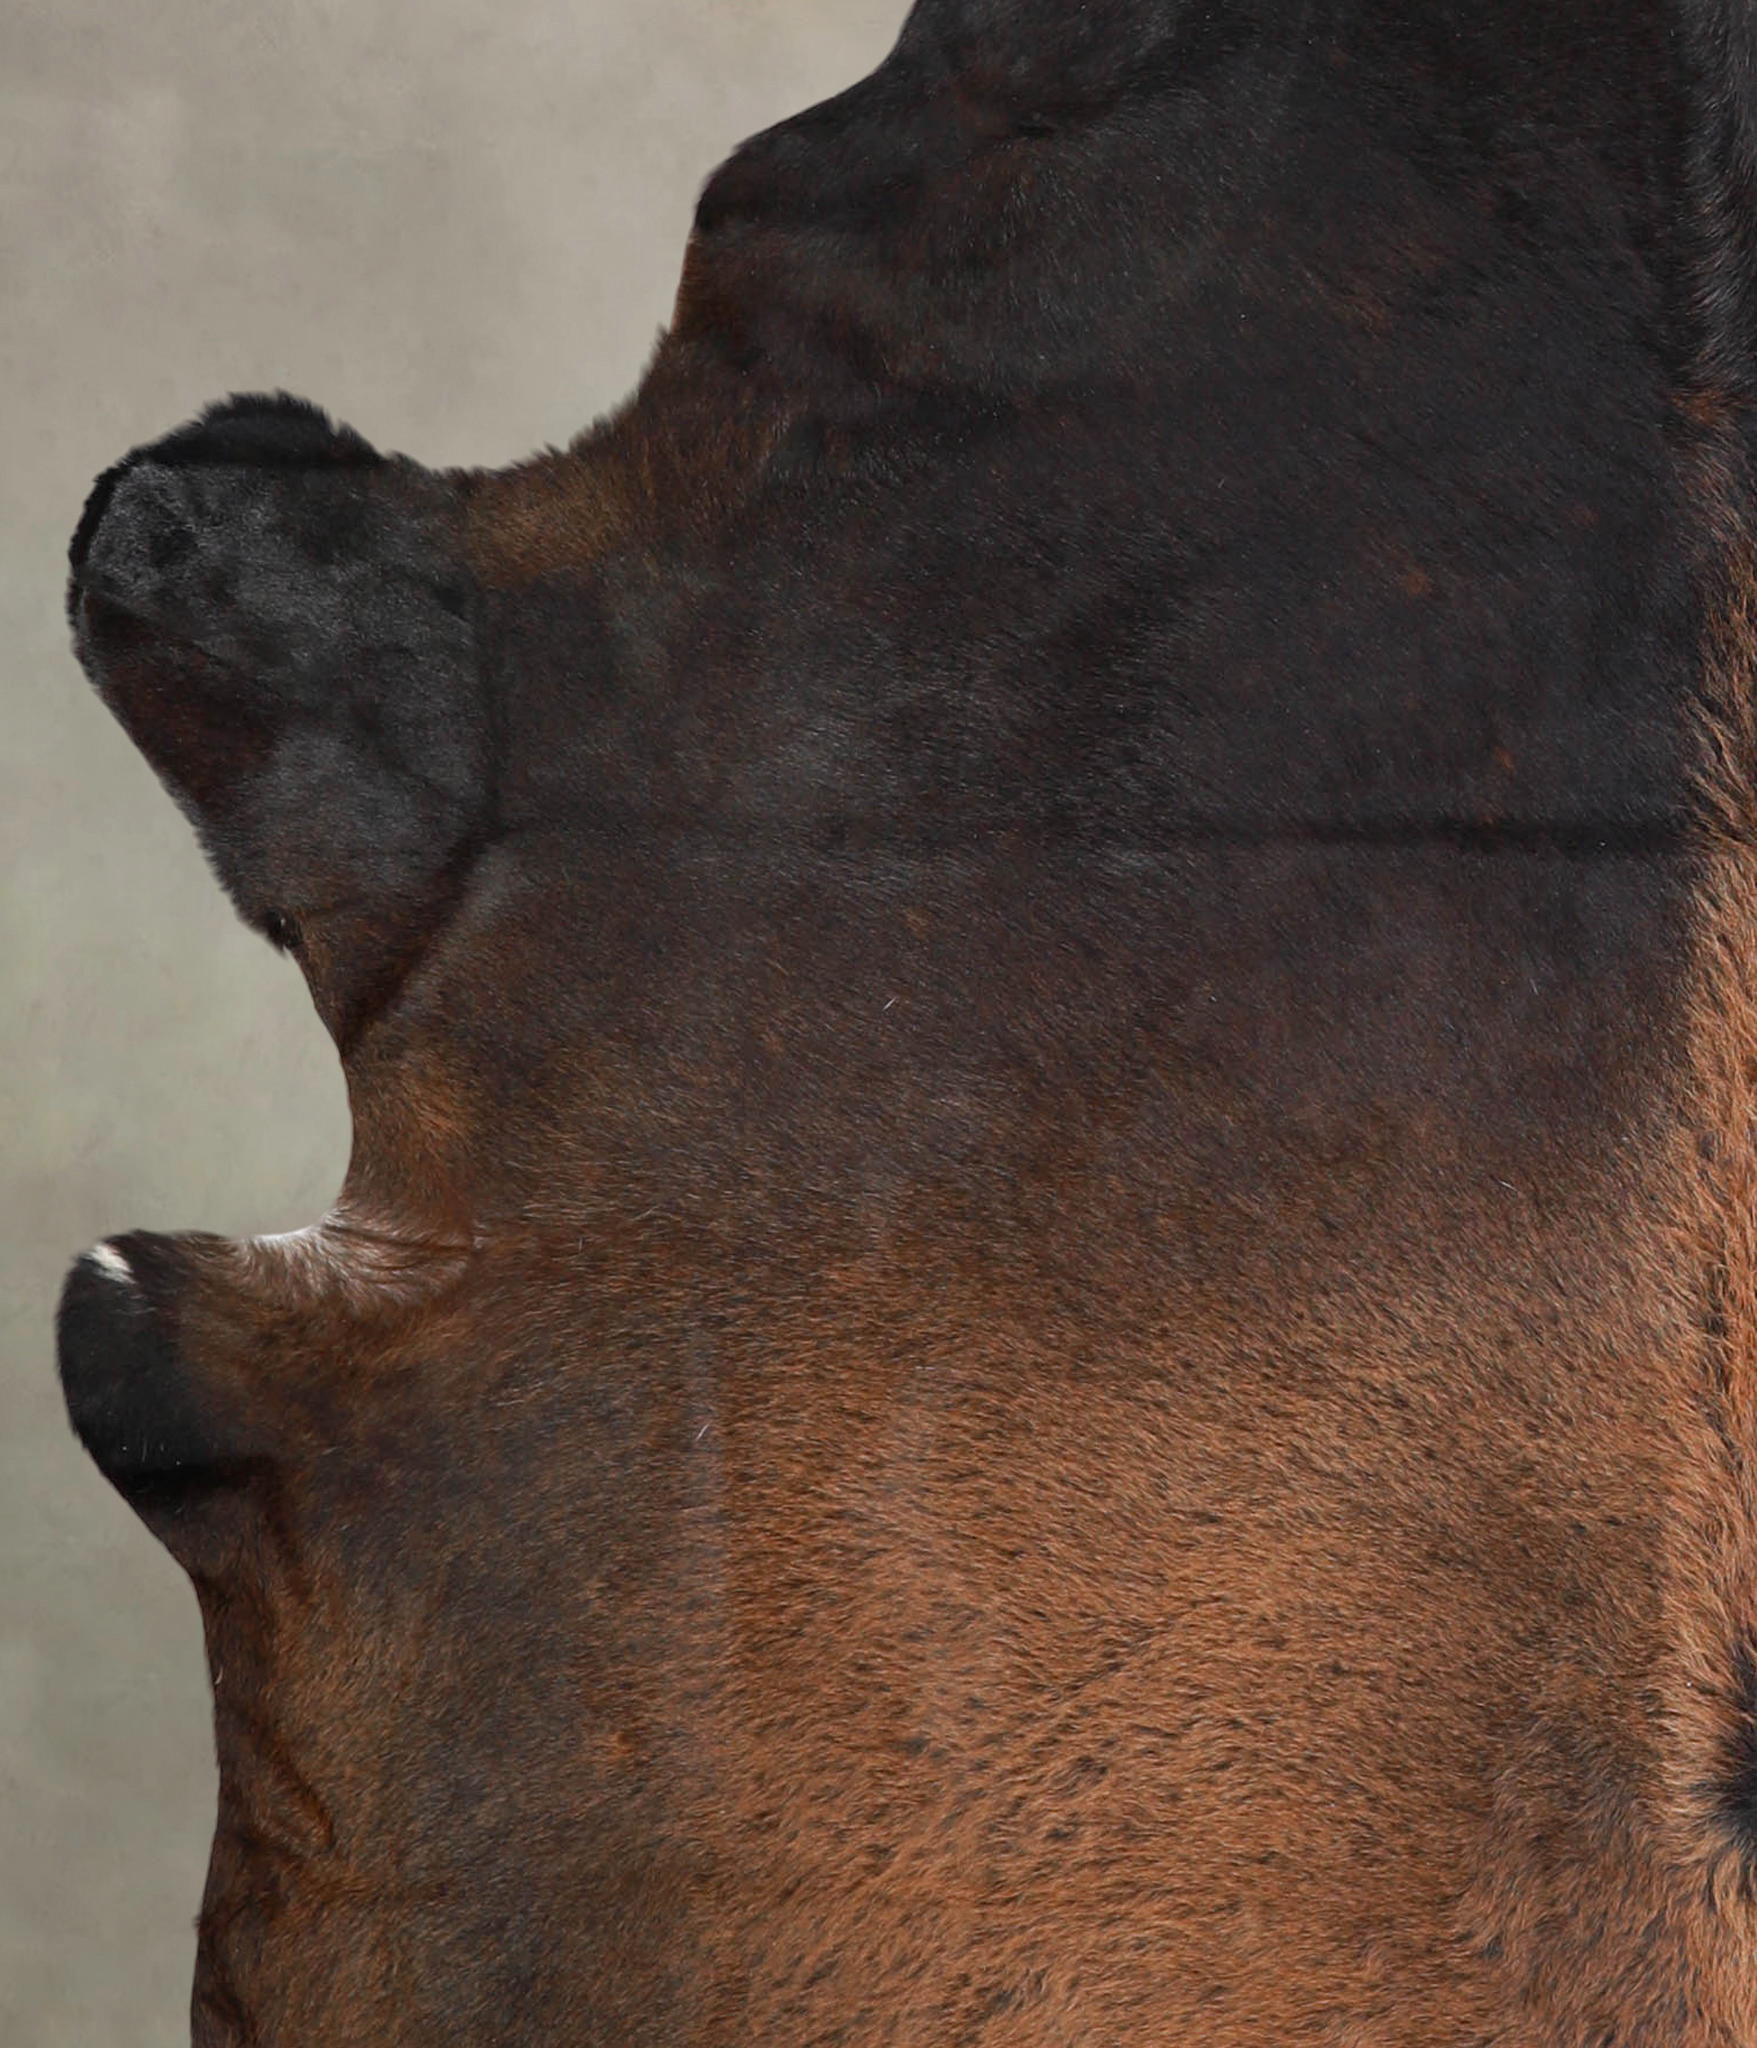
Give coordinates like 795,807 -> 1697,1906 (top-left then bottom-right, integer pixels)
54,0 -> 1757,2039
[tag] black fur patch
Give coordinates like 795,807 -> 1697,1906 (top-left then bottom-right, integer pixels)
68,393 -> 381,615
56,1234 -> 235,1499
1720,1638 -> 1757,1869
66,401 -> 487,1013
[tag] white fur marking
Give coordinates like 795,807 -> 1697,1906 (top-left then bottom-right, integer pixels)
88,1243 -> 133,1283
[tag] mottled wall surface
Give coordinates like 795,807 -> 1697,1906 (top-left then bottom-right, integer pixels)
1,4 -> 902,2038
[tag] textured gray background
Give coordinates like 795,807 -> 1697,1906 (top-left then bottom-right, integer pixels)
2,3 -> 902,2038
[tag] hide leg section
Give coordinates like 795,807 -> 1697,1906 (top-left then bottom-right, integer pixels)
67,394 -> 492,1048
56,1233 -> 252,1533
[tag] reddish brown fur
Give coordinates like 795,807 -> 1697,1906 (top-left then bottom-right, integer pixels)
55,1 -> 1757,2040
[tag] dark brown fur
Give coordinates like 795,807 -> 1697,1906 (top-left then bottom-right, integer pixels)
53,1 -> 1757,2039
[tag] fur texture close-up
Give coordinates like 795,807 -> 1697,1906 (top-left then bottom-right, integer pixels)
30,0 -> 1757,2040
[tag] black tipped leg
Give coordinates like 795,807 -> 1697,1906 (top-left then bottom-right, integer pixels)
56,1234 -> 229,1500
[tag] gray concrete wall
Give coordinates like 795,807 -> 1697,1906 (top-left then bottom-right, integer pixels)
2,4 -> 903,2038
